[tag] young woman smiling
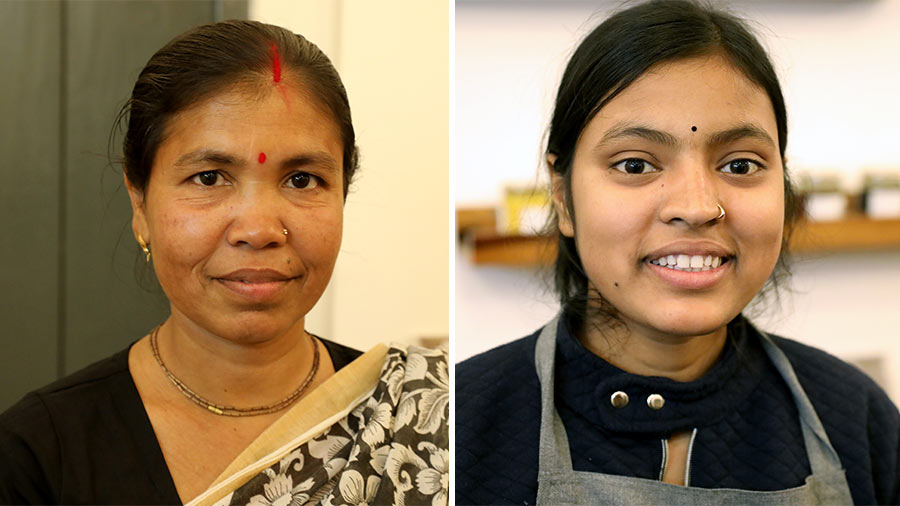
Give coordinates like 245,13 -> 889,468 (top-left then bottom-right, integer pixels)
456,1 -> 899,504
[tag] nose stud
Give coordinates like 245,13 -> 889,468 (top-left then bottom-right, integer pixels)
282,229 -> 289,236
716,204 -> 726,221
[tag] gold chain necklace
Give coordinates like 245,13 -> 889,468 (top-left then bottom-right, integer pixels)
149,325 -> 320,417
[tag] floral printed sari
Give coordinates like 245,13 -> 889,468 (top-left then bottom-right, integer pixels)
187,344 -> 449,506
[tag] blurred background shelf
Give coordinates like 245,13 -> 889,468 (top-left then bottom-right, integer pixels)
457,207 -> 900,266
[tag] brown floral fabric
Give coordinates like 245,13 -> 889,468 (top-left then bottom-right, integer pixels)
211,345 -> 449,506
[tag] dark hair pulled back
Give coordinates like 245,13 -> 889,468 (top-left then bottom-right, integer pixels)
117,20 -> 359,197
547,0 -> 797,325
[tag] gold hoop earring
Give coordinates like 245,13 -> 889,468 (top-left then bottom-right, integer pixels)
137,234 -> 151,262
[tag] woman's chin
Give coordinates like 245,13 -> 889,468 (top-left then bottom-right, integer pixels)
177,310 -> 307,346
634,308 -> 737,341
230,319 -> 305,345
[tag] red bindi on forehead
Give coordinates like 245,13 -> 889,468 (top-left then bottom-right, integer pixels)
258,152 -> 267,164
269,43 -> 281,83
268,41 -> 290,108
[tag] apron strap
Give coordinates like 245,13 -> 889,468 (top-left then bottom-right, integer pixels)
534,314 -> 576,474
756,330 -> 846,477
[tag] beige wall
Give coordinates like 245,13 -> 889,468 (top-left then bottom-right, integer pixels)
250,0 -> 449,350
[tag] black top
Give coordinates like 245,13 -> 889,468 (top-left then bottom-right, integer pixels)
0,338 -> 362,505
456,314 -> 900,505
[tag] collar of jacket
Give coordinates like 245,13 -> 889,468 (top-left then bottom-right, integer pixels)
554,314 -> 767,436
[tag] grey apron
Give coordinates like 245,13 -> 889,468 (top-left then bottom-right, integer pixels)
534,315 -> 855,505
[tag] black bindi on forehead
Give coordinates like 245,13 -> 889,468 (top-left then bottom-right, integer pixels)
691,126 -> 697,132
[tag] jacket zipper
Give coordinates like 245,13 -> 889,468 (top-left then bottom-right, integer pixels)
659,428 -> 699,485
684,428 -> 698,486
658,438 -> 668,481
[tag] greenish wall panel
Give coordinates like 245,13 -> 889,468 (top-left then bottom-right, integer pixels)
62,1 -> 245,373
0,1 -> 247,412
223,0 -> 249,20
0,1 -> 62,411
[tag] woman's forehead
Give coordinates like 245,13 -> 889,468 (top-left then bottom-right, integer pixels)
585,55 -> 778,146
155,85 -> 343,169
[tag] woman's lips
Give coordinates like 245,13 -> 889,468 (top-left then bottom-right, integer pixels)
216,278 -> 293,301
645,258 -> 731,290
214,268 -> 296,301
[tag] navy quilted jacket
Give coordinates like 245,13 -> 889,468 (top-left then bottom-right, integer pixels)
456,314 -> 900,505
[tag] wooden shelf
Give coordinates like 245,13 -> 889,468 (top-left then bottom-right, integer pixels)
466,232 -> 555,266
458,207 -> 900,266
790,216 -> 900,253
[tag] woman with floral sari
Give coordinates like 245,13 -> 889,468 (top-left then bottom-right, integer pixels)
0,20 -> 447,505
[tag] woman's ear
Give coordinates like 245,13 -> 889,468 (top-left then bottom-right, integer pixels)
547,154 -> 574,238
123,173 -> 150,245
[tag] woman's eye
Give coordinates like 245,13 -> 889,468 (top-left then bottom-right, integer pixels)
611,158 -> 658,175
287,172 -> 319,189
720,159 -> 764,175
191,171 -> 223,186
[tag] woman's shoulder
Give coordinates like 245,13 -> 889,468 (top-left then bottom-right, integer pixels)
768,333 -> 900,503
770,334 -> 896,411
457,329 -> 541,388
767,333 -> 899,433
384,342 -> 448,380
1,346 -> 132,422
0,345 -> 143,504
381,343 -> 449,432
456,328 -> 544,505
456,328 -> 542,416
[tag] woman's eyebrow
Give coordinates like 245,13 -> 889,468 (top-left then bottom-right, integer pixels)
280,152 -> 339,172
593,122 -> 776,152
172,149 -> 339,171
706,123 -> 776,149
174,149 -> 242,167
594,123 -> 680,151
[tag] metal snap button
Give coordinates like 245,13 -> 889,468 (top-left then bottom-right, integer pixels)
610,391 -> 629,408
647,393 -> 665,410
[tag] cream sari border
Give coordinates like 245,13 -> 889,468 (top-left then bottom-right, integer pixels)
186,343 -> 389,506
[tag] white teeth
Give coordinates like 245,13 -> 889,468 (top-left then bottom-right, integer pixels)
649,254 -> 727,272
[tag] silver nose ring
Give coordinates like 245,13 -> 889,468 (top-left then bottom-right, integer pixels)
716,204 -> 726,220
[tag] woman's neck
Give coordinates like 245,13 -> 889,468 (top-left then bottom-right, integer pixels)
154,312 -> 323,408
578,317 -> 728,382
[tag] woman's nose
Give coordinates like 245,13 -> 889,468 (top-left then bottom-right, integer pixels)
225,192 -> 288,249
658,164 -> 722,227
